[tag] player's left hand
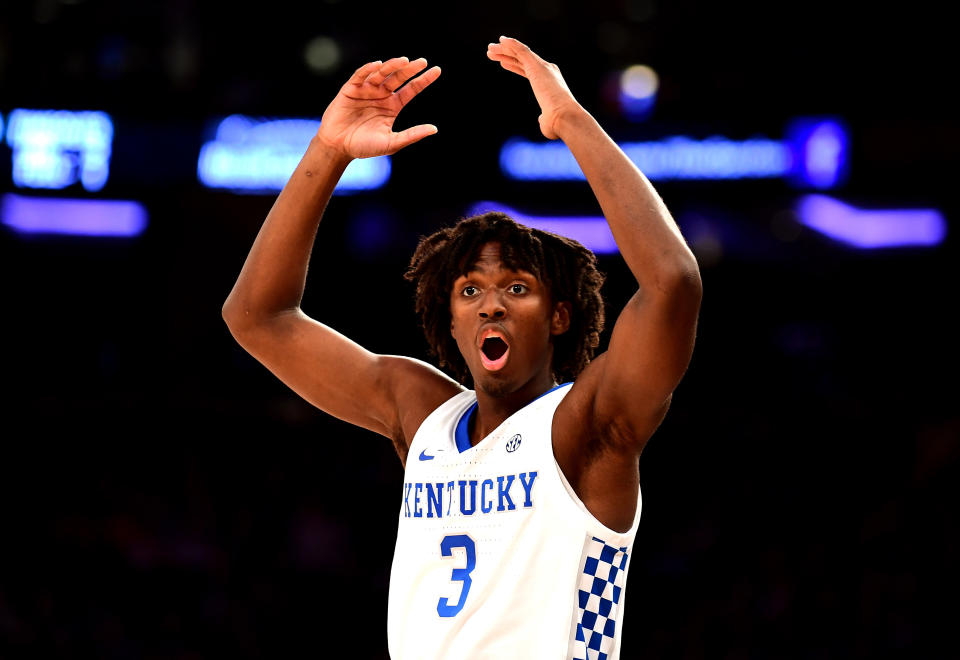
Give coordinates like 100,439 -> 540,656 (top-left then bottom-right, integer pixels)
486,36 -> 582,140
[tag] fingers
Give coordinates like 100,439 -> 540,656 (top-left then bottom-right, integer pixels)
364,57 -> 410,86
352,57 -> 438,99
389,123 -> 439,154
348,60 -> 382,84
396,65 -> 442,107
495,35 -> 540,62
487,46 -> 526,77
383,57 -> 429,92
488,36 -> 546,77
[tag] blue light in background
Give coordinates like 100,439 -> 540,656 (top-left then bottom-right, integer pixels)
5,109 -> 114,192
796,194 -> 945,248
467,201 -> 618,254
618,65 -> 659,121
498,118 -> 851,188
196,115 -> 390,193
1,193 -> 148,237
786,118 -> 850,189
499,135 -> 791,182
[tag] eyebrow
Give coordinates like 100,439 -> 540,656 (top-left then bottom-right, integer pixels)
457,268 -> 536,281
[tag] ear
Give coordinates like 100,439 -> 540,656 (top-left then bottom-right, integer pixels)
550,301 -> 572,336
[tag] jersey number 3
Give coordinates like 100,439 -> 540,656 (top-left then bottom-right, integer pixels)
437,534 -> 476,617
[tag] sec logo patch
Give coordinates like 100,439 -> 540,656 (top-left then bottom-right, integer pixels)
506,434 -> 522,453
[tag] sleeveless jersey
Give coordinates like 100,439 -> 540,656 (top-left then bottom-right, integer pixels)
387,383 -> 642,659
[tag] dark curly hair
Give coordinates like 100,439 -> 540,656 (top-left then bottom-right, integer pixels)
404,211 -> 605,385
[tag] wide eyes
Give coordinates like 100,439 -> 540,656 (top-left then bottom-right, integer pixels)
459,283 -> 529,297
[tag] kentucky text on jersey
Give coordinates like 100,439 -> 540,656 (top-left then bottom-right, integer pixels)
402,471 -> 538,518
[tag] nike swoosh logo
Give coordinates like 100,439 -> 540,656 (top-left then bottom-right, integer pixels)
419,450 -> 435,461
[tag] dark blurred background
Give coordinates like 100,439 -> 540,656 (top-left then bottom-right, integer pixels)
1,0 -> 957,658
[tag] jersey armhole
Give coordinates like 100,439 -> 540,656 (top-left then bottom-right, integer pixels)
551,456 -> 643,540
546,388 -> 643,542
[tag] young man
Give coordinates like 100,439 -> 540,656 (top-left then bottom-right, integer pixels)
223,37 -> 701,659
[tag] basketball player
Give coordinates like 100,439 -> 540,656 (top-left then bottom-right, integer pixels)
223,36 -> 701,659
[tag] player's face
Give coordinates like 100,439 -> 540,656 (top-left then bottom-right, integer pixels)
449,242 -> 570,396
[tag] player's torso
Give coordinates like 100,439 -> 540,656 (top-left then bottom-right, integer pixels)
387,383 -> 642,660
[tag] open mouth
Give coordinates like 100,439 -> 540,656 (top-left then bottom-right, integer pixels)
480,336 -> 510,371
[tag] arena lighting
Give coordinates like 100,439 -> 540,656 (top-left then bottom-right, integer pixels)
498,118 -> 849,188
466,201 -> 618,254
796,194 -> 946,248
5,109 -> 114,192
196,115 -> 390,193
1,193 -> 148,237
785,118 -> 849,189
303,35 -> 342,74
618,65 -> 659,121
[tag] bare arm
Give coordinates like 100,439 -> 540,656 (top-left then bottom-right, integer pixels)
222,57 -> 460,451
488,38 -> 702,454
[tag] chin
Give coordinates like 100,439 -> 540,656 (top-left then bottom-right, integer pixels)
473,372 -> 516,397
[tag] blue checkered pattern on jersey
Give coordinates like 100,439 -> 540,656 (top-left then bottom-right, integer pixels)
570,537 -> 629,660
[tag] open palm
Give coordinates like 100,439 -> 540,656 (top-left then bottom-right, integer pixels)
317,57 -> 441,159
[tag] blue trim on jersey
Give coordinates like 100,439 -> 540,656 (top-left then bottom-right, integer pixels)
454,402 -> 478,453
454,382 -> 572,453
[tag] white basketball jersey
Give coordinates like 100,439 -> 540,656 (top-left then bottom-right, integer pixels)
387,383 -> 642,660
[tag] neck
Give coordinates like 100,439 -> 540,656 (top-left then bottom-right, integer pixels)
470,371 -> 558,446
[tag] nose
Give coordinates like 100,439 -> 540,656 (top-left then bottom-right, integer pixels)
478,290 -> 506,320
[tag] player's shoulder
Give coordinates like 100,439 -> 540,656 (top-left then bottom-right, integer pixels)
552,351 -> 648,456
555,350 -> 668,454
380,355 -> 465,451
380,355 -> 461,393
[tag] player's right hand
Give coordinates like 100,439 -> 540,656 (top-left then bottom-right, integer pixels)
316,57 -> 441,159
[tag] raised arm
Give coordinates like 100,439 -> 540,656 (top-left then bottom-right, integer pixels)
487,38 -> 702,456
222,57 -> 460,457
